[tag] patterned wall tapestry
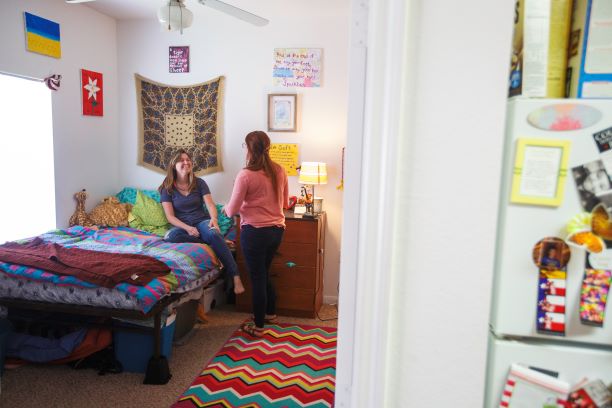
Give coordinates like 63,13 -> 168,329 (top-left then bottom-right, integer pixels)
135,74 -> 224,175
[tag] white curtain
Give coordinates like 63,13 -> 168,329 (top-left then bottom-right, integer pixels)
0,73 -> 55,243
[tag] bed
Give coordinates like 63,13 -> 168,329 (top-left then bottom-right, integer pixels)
0,223 -> 226,384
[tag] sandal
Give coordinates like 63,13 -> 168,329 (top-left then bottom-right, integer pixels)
241,322 -> 264,338
250,315 -> 279,324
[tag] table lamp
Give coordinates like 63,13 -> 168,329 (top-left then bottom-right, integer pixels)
298,162 -> 327,216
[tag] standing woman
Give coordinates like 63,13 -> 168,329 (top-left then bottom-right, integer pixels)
159,149 -> 245,294
224,131 -> 289,337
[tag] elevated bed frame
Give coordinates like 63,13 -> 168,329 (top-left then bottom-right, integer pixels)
0,293 -> 182,384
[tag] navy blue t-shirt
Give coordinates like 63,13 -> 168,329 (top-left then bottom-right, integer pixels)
160,178 -> 211,226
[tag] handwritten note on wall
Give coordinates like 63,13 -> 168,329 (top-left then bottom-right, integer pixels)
270,143 -> 299,176
273,48 -> 322,88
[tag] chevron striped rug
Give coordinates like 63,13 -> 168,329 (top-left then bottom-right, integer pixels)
173,322 -> 337,407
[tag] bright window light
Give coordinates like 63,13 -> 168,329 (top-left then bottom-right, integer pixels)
0,72 -> 56,243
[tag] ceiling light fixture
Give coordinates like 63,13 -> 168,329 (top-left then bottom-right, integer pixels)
157,0 -> 193,34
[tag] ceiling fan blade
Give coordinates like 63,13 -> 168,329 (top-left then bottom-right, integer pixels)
198,0 -> 269,26
66,0 -> 96,3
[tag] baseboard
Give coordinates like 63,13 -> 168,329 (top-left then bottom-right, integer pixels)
323,295 -> 338,305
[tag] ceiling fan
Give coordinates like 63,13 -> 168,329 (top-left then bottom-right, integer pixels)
65,0 -> 269,28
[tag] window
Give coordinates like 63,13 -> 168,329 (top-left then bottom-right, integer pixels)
0,72 -> 56,243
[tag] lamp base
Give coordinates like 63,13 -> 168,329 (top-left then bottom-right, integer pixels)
303,212 -> 316,218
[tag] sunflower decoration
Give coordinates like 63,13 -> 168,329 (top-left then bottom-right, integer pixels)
591,204 -> 612,241
565,206 -> 608,253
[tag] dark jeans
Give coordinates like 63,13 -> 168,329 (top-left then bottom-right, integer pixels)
165,220 -> 239,278
240,224 -> 284,328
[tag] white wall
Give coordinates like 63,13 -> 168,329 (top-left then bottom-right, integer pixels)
336,0 -> 515,406
391,1 -> 513,403
0,0 -> 118,228
116,0 -> 350,302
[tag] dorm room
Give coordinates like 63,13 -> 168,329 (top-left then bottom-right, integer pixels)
0,0 -> 346,405
2,0 -> 547,406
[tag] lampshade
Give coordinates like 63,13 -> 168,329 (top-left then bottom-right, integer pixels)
158,0 -> 193,32
298,162 -> 328,185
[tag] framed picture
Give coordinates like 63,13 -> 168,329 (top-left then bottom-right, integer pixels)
510,138 -> 571,206
81,69 -> 103,116
169,46 -> 189,73
268,94 -> 297,132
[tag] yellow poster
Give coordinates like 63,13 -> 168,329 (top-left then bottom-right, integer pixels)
270,143 -> 299,176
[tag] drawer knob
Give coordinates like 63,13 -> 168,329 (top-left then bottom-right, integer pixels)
286,262 -> 296,268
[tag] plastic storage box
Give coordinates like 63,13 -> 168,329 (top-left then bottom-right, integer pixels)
202,279 -> 226,313
173,300 -> 198,341
113,314 -> 175,373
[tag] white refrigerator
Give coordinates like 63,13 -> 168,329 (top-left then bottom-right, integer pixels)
485,98 -> 612,407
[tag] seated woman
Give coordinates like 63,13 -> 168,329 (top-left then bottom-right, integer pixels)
159,149 -> 245,295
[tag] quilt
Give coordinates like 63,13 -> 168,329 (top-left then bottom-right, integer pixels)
0,226 -> 220,313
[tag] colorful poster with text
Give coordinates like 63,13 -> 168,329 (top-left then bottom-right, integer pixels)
273,48 -> 322,88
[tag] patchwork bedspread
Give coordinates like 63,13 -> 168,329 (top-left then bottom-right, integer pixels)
0,226 -> 221,313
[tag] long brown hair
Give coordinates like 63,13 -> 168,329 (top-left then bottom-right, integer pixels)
244,131 -> 281,197
158,149 -> 196,194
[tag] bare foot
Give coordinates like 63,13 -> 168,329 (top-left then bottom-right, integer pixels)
234,276 -> 246,294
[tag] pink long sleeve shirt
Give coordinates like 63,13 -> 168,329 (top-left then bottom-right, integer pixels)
225,166 -> 289,228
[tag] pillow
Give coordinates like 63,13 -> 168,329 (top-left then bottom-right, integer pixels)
116,187 -> 160,205
121,187 -> 233,236
89,196 -> 132,227
129,190 -> 171,236
213,204 -> 234,236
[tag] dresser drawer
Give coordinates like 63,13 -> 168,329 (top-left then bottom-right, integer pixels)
283,220 -> 318,244
269,265 -> 316,290
237,261 -> 315,291
273,242 -> 316,268
236,242 -> 317,268
275,287 -> 315,312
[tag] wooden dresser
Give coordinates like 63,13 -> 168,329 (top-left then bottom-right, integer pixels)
235,211 -> 325,318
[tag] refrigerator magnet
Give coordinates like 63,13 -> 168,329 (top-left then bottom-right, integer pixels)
526,103 -> 602,131
579,268 -> 611,327
566,230 -> 605,253
533,238 -> 570,336
511,138 -> 571,207
592,204 -> 612,240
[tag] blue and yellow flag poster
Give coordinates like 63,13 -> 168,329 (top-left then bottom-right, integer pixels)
24,12 -> 61,59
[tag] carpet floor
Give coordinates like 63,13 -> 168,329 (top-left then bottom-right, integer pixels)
0,305 -> 338,408
173,322 -> 337,407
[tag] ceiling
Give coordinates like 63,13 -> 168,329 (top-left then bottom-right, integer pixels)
75,0 -> 348,22
78,0 -> 176,20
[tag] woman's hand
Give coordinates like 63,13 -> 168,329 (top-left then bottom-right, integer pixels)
209,218 -> 220,231
186,226 -> 199,237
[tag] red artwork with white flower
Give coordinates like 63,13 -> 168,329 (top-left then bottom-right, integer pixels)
81,69 -> 103,116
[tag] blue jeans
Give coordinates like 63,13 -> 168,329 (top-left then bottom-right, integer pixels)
165,219 -> 239,278
240,225 -> 284,328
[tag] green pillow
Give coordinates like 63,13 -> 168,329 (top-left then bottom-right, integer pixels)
129,190 -> 171,236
